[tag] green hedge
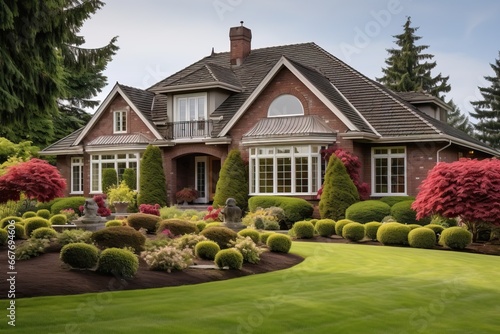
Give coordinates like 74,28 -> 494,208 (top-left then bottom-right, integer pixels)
51,197 -> 86,215
364,221 -> 382,241
345,200 -> 391,224
248,196 -> 313,225
376,223 -> 410,246
408,228 -> 436,249
391,200 -> 430,226
200,226 -> 238,249
439,227 -> 472,250
315,219 -> 336,237
127,213 -> 161,233
157,219 -> 197,236
342,222 -> 365,242
92,226 -> 146,253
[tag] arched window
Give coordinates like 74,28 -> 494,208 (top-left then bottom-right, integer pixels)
268,94 -> 304,117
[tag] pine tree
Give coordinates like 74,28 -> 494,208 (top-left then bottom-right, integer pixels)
447,99 -> 474,135
213,149 -> 249,212
470,52 -> 500,149
138,145 -> 167,207
377,17 -> 451,99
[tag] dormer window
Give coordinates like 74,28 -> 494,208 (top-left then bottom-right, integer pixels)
175,93 -> 207,121
268,94 -> 304,117
114,110 -> 127,133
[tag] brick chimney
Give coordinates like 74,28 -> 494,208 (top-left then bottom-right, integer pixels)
229,21 -> 252,65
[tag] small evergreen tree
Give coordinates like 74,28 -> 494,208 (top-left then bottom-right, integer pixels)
447,99 -> 474,136
319,155 -> 359,221
122,168 -> 137,190
470,52 -> 500,149
102,168 -> 118,194
138,145 -> 166,207
213,149 -> 248,212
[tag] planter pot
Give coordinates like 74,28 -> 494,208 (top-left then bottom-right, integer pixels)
113,202 -> 129,214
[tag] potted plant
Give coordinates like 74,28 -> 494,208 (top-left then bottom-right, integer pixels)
175,187 -> 199,205
107,181 -> 135,213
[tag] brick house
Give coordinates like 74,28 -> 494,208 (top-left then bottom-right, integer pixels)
41,24 -> 498,205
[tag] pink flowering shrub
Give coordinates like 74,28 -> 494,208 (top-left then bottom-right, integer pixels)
204,206 -> 222,221
139,203 -> 161,216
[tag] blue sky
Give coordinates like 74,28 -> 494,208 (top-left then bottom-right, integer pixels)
81,0 -> 500,120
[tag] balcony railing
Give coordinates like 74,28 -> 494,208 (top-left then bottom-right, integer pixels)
164,120 -> 213,140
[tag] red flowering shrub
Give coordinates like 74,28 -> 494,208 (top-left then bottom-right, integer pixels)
139,203 -> 161,216
93,195 -> 111,217
204,206 -> 222,221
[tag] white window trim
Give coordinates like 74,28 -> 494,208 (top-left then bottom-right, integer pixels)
173,92 -> 208,121
268,94 -> 304,118
249,145 -> 321,195
70,157 -> 84,195
113,110 -> 127,134
90,152 -> 141,194
371,146 -> 407,196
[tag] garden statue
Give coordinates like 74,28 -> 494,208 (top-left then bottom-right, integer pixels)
83,198 -> 99,218
221,197 -> 244,231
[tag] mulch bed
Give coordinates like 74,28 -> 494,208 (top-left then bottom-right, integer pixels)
0,235 -> 498,299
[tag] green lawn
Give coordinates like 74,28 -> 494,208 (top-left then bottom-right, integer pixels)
3,242 -> 500,333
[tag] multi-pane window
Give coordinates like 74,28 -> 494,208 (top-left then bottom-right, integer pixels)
114,110 -> 127,133
372,147 -> 406,195
90,153 -> 140,193
70,157 -> 84,194
175,93 -> 207,121
249,145 -> 321,195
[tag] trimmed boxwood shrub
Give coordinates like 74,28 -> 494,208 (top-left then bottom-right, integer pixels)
424,224 -> 446,241
122,168 -> 137,190
237,229 -> 260,243
439,227 -> 472,250
50,196 -> 86,215
408,228 -> 436,249
315,219 -> 336,237
0,229 -> 8,245
49,214 -> 67,225
248,196 -> 313,225
259,232 -> 275,244
196,221 -> 207,232
22,211 -> 37,219
200,226 -> 238,249
345,200 -> 391,224
364,221 -> 382,241
335,219 -> 355,237
376,223 -> 411,246
97,248 -> 138,278
342,222 -> 365,242
407,224 -> 423,230
36,209 -> 51,219
0,216 -> 22,228
127,213 -> 161,233
24,217 -> 51,237
391,200 -> 430,226
195,240 -> 220,260
102,168 -> 118,194
214,248 -> 244,270
379,196 -> 415,207
157,219 -> 197,236
60,243 -> 100,269
105,220 -> 124,228
213,149 -> 249,212
266,234 -> 292,253
292,221 -> 315,239
91,226 -> 146,253
31,227 -> 58,240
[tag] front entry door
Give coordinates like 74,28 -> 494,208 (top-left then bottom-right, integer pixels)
194,156 -> 208,203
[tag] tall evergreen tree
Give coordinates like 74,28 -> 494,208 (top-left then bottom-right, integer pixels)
138,145 -> 167,207
213,149 -> 249,212
377,17 -> 451,99
447,99 -> 474,135
470,52 -> 500,149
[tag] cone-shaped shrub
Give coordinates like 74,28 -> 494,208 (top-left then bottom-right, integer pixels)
408,227 -> 436,249
439,227 -> 472,250
213,149 -> 248,212
138,145 -> 167,207
319,155 -> 359,221
102,168 -> 118,194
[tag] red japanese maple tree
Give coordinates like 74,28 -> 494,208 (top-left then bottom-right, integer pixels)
412,158 -> 500,241
0,158 -> 66,203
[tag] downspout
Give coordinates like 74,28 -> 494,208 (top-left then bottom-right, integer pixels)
436,140 -> 452,164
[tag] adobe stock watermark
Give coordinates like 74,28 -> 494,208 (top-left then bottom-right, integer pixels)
213,0 -> 244,21
142,64 -> 170,88
340,0 -> 404,62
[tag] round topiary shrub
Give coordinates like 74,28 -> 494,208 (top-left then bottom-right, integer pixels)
200,226 -> 238,249
8,223 -> 26,239
22,211 -> 37,219
36,209 -> 51,219
237,229 -> 260,243
91,226 -> 146,253
31,227 -> 58,240
157,219 -> 198,236
391,200 -> 430,226
408,228 -> 436,249
259,232 -> 275,244
345,200 -> 391,224
126,213 -> 161,233
97,248 -> 139,278
335,219 -> 355,237
0,216 -> 23,228
266,234 -> 292,253
342,222 -> 365,242
379,196 -> 415,207
24,217 -> 51,237
292,221 -> 315,239
424,224 -> 446,241
195,240 -> 220,260
205,222 -> 223,229
315,219 -> 336,237
439,227 -> 472,250
196,221 -> 207,232
376,223 -> 411,246
407,224 -> 423,230
105,220 -> 124,228
364,222 -> 382,241
0,229 -> 8,246
49,214 -> 67,225
214,248 -> 244,270
60,243 -> 100,269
